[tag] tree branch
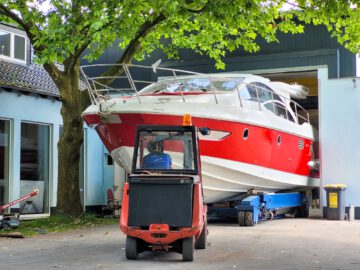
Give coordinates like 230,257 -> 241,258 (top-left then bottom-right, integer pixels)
186,6 -> 207,13
183,0 -> 209,13
98,13 -> 167,85
0,3 -> 36,43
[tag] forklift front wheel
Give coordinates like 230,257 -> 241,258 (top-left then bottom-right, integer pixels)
182,236 -> 194,261
195,220 -> 207,249
125,236 -> 138,260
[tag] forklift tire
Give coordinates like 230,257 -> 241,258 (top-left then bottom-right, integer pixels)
125,236 -> 138,260
195,221 -> 207,249
244,211 -> 255,226
238,211 -> 246,226
182,236 -> 194,261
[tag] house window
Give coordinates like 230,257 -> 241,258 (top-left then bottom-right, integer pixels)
0,29 -> 26,63
0,30 -> 10,57
14,35 -> 26,61
20,122 -> 50,214
0,119 -> 10,208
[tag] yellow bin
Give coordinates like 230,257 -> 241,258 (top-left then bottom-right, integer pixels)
323,184 -> 347,220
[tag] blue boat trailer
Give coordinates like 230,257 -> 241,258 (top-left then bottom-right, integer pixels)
208,191 -> 309,226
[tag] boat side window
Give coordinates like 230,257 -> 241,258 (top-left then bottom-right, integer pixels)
276,103 -> 287,119
253,82 -> 283,103
286,110 -> 295,122
264,102 -> 276,113
276,104 -> 295,122
239,84 -> 257,100
263,101 -> 295,122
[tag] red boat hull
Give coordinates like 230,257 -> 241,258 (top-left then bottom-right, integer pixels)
83,112 -> 313,176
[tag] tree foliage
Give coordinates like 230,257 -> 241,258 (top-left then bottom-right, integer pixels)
1,1 -> 358,70
0,0 -> 359,215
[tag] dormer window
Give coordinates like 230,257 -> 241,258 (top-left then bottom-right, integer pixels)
0,29 -> 26,63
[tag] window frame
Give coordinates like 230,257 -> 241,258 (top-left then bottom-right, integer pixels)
0,28 -> 27,64
0,118 -> 11,211
263,100 -> 296,122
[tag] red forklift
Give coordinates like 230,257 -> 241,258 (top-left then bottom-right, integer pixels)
120,117 -> 208,261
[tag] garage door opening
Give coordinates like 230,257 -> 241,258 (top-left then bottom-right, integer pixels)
261,70 -> 320,216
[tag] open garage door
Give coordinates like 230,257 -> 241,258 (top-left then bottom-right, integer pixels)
261,70 -> 321,216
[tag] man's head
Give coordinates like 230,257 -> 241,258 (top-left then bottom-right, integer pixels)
147,141 -> 160,153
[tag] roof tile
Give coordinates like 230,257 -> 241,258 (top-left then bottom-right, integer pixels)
0,60 -> 59,96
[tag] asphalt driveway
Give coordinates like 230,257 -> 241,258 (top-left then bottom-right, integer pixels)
0,218 -> 359,270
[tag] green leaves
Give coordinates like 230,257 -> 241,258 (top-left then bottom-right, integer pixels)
0,0 -> 359,71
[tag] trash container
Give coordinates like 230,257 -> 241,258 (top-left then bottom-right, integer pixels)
323,184 -> 346,220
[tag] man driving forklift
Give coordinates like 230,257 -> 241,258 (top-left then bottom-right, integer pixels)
143,141 -> 172,169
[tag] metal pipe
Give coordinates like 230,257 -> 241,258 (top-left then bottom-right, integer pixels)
172,70 -> 186,103
208,76 -> 218,104
80,68 -> 97,105
124,65 -> 141,104
255,85 -> 261,111
0,190 -> 39,213
236,85 -> 243,107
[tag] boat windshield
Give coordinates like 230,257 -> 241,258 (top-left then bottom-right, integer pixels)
138,77 -> 245,95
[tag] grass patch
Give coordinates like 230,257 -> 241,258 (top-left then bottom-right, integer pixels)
1,214 -> 118,237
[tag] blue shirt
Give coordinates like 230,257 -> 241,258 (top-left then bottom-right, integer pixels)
143,152 -> 172,169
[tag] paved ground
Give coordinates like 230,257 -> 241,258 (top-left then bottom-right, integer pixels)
0,218 -> 359,270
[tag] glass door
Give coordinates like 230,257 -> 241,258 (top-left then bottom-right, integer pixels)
20,122 -> 50,214
0,119 -> 10,208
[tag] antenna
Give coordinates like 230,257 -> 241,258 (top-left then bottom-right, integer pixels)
152,59 -> 162,73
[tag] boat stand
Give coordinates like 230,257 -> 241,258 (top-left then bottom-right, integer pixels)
208,192 -> 309,226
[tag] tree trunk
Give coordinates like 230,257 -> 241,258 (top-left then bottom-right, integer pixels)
55,61 -> 87,216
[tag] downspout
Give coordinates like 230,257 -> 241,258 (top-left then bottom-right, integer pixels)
336,49 -> 340,78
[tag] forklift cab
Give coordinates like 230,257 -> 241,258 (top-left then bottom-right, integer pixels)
127,125 -> 201,228
131,125 -> 200,176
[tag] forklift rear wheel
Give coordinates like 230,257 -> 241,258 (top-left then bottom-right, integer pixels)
244,211 -> 255,226
238,211 -> 246,226
125,236 -> 138,260
195,220 -> 207,249
182,236 -> 194,261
